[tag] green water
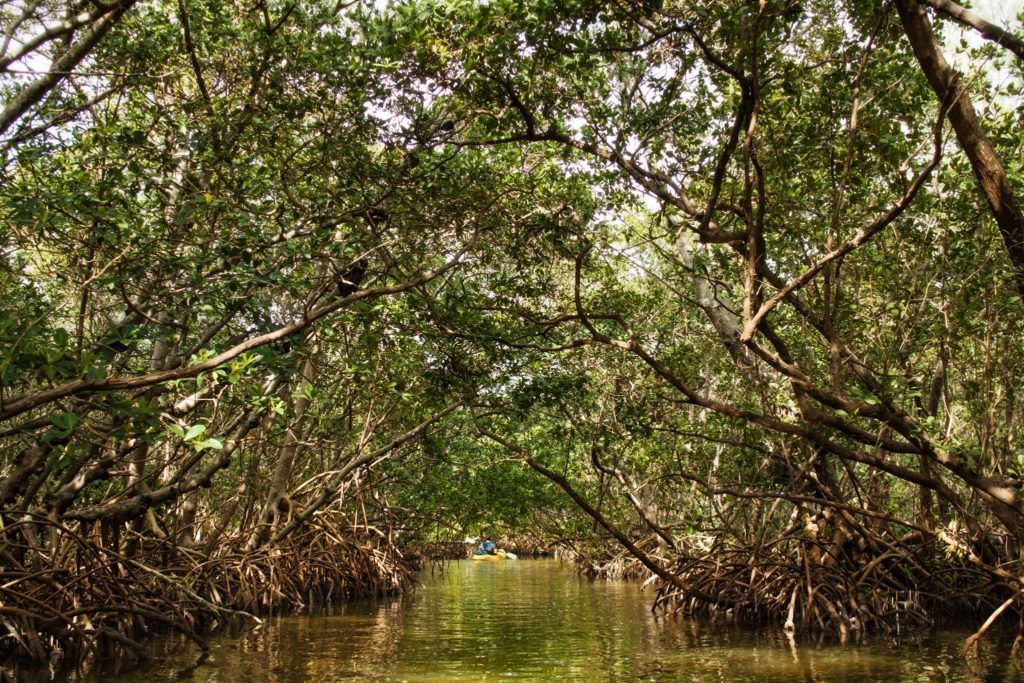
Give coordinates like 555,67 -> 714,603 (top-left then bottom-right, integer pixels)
24,559 -> 1022,681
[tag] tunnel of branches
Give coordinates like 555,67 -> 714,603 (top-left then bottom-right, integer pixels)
3,0 -> 1024,667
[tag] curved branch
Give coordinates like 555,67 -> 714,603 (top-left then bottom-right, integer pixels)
0,249 -> 471,423
898,0 -> 1024,299
473,419 -> 733,606
919,0 -> 1024,62
740,111 -> 944,342
0,0 -> 137,137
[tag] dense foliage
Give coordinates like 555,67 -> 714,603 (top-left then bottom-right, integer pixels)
2,0 -> 1024,666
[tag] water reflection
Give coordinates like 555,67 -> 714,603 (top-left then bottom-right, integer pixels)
21,559 -> 1020,682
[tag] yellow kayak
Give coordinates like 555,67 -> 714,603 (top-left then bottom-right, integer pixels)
472,549 -> 513,561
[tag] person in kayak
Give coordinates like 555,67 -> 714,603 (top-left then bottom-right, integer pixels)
477,538 -> 497,555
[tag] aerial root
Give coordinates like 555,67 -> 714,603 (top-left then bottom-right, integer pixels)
0,514 -> 414,665
1011,631 -> 1024,673
963,593 -> 1019,675
558,537 -> 663,580
650,539 -> 1009,638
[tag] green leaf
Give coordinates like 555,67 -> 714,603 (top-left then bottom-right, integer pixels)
49,411 -> 78,431
184,424 -> 207,441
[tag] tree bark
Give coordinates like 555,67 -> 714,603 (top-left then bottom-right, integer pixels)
897,0 -> 1024,299
918,0 -> 1024,62
0,0 -> 137,136
246,349 -> 318,550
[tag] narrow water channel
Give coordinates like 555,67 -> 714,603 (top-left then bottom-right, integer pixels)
27,559 -> 1020,681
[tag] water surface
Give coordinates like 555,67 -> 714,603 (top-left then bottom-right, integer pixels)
26,559 -> 1020,681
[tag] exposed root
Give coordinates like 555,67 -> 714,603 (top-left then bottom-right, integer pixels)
963,593 -> 1020,675
416,540 -> 468,561
556,537 -> 658,580
650,539 -> 1011,636
0,516 -> 414,664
